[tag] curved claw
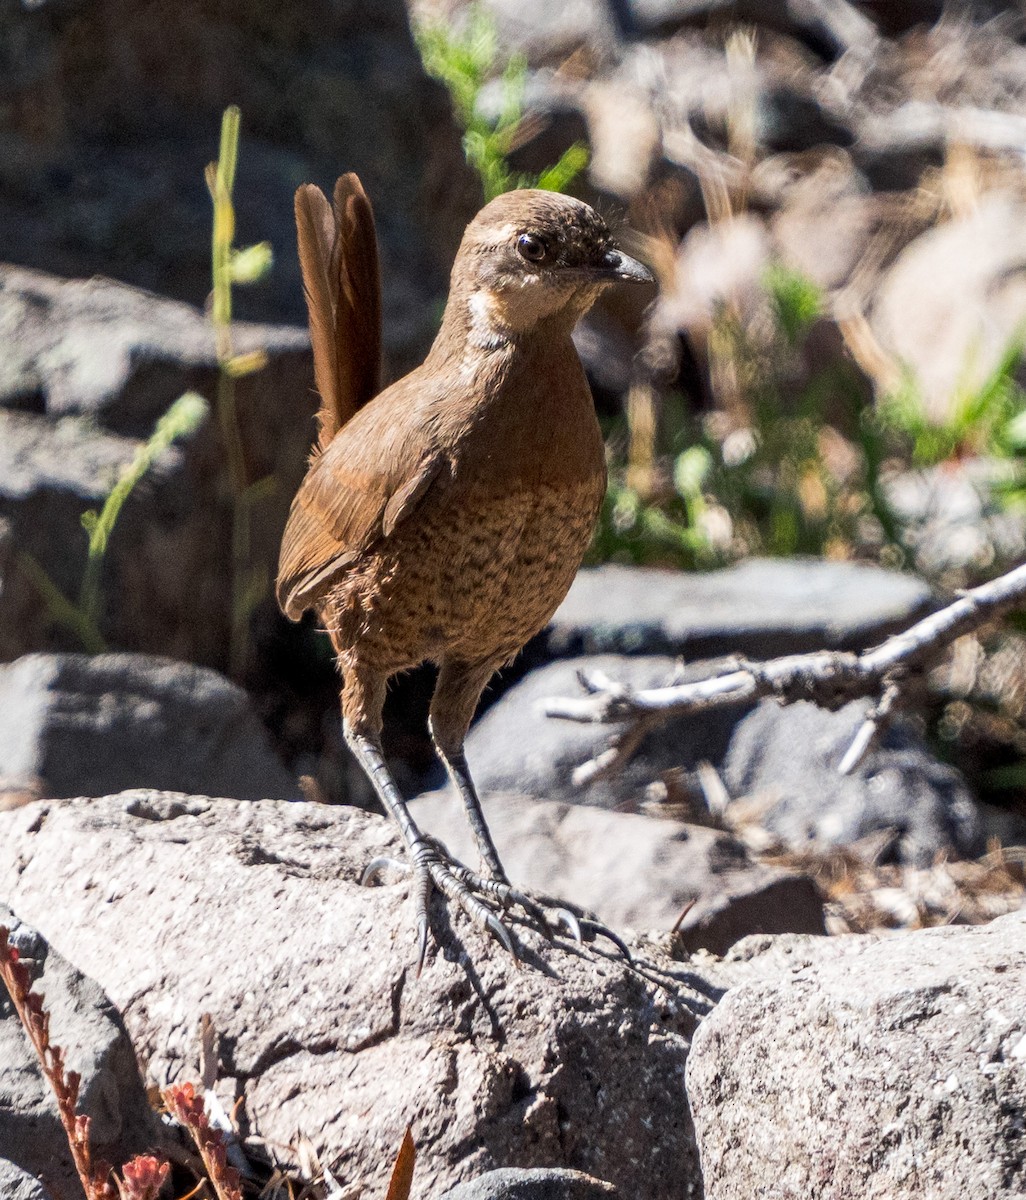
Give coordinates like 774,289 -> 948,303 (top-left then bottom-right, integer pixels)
361,856 -> 409,887
552,908 -> 583,944
485,911 -> 519,964
580,919 -> 633,962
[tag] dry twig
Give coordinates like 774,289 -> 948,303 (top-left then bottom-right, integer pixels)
544,561 -> 1026,778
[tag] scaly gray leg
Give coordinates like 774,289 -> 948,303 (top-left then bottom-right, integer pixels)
345,721 -> 517,972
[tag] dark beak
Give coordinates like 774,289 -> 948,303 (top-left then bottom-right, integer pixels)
597,247 -> 655,285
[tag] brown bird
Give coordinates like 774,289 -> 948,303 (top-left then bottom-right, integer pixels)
278,176 -> 653,967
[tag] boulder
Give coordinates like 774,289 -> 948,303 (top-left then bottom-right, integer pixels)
0,653 -> 297,802
0,266 -> 314,670
463,655 -> 981,865
0,905 -> 163,1200
541,559 -> 935,659
0,793 -> 708,1200
686,910 -> 1026,1199
722,697 -> 983,866
410,790 -> 827,951
465,655 -> 724,806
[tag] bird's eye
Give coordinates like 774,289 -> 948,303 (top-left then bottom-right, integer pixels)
517,233 -> 547,263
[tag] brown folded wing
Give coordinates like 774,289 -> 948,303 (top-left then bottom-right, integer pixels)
276,383 -> 444,620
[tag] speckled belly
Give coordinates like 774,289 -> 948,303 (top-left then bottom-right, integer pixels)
324,475 -> 604,670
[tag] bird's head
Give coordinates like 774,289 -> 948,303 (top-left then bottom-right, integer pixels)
446,190 -> 653,345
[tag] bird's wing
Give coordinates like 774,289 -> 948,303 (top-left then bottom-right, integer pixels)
294,174 -> 381,452
275,384 -> 444,620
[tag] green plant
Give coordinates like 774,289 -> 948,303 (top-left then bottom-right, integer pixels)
878,336 -> 1026,468
414,5 -> 588,201
592,264 -> 903,568
18,392 -> 208,653
205,104 -> 277,679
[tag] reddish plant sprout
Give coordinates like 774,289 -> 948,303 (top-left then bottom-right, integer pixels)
0,925 -> 169,1200
117,1155 -> 170,1200
163,1082 -> 243,1200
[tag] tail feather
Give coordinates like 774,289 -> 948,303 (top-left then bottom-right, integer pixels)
332,175 -> 382,446
294,174 -> 382,452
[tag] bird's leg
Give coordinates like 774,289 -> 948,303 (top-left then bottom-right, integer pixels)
429,658 -> 630,954
429,658 -> 508,881
342,666 -> 518,969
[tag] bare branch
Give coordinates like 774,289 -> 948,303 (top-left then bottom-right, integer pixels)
543,561 -> 1026,777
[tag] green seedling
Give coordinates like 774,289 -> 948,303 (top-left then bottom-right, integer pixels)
205,103 -> 276,680
18,392 -> 208,653
415,5 -> 588,201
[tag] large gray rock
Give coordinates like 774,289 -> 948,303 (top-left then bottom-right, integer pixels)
468,656 -> 722,806
543,560 -> 935,659
0,267 -> 314,669
723,698 -> 983,866
0,1164 -> 51,1200
410,789 -> 827,951
466,655 -> 982,865
686,910 -> 1026,1199
0,793 -> 708,1200
0,905 -> 162,1200
0,653 -> 296,801
0,263 -> 310,432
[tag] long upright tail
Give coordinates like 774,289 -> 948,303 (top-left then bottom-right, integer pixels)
294,174 -> 382,451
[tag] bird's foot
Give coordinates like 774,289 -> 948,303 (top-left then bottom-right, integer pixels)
361,840 -> 630,973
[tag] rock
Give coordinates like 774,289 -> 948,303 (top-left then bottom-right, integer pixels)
581,80 -> 663,200
0,905 -> 162,1200
440,1168 -> 618,1200
0,266 -> 315,670
0,1164 -> 52,1200
0,793 -> 708,1199
410,790 -> 827,949
0,653 -> 296,801
0,264 -> 311,433
542,559 -> 935,659
0,0 -> 474,362
654,215 -> 772,342
686,909 -> 1026,1199
723,698 -> 983,866
768,151 -> 876,292
462,657 -> 982,866
464,655 -> 722,806
871,192 -> 1026,424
